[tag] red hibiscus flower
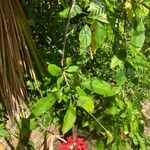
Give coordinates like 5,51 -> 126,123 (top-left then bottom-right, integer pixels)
58,136 -> 88,150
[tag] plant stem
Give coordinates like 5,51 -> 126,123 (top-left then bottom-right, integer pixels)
61,0 -> 76,67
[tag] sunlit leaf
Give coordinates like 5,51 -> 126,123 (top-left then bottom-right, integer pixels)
59,5 -> 82,18
79,24 -> 91,55
66,65 -> 79,73
140,4 -> 149,16
125,0 -> 132,18
0,129 -> 9,138
96,21 -> 106,47
66,57 -> 72,66
111,56 -> 123,69
77,96 -> 94,113
136,134 -> 146,150
82,77 -> 119,96
106,130 -> 113,144
106,105 -> 120,115
32,93 -> 57,117
91,21 -> 106,53
130,21 -> 145,51
87,1 -> 108,23
91,22 -> 97,53
48,64 -> 61,76
76,86 -> 86,96
62,104 -> 76,134
57,76 -> 64,88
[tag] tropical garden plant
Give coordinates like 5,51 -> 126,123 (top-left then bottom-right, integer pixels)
0,0 -> 150,149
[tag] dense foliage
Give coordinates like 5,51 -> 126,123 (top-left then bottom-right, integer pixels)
1,0 -> 150,149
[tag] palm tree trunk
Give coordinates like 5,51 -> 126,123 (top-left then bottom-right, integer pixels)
0,0 -> 47,119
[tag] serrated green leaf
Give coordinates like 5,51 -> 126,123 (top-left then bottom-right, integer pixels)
32,93 -> 57,117
59,5 -> 82,19
66,65 -> 79,73
62,104 -> 76,134
111,56 -> 123,69
48,64 -> 61,76
77,96 -> 94,113
82,77 -> 118,96
79,24 -> 91,55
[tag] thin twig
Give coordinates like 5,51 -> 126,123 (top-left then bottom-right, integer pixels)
61,0 -> 76,67
55,135 -> 67,143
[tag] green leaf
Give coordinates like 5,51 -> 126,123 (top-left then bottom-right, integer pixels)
91,21 -> 106,53
79,24 -> 91,55
0,123 -> 9,137
116,73 -> 127,86
28,18 -> 35,27
106,130 -> 113,144
75,86 -> 86,96
82,0 -> 90,6
136,134 -> 146,150
132,135 -> 138,145
59,5 -> 82,19
0,129 -> 9,137
29,118 -> 37,130
130,21 -> 145,51
57,76 -> 64,88
106,105 -> 120,115
96,21 -> 106,47
88,112 -> 113,144
77,96 -> 94,113
32,93 -> 57,117
87,1 -> 108,23
96,140 -> 105,150
110,56 -> 123,69
66,65 -> 79,73
48,64 -> 61,76
62,104 -> 76,134
115,97 -> 125,110
82,77 -> 118,96
66,57 -> 72,66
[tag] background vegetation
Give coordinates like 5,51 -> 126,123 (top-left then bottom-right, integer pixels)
0,0 -> 150,149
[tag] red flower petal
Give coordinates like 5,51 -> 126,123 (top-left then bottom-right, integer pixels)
58,136 -> 88,150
